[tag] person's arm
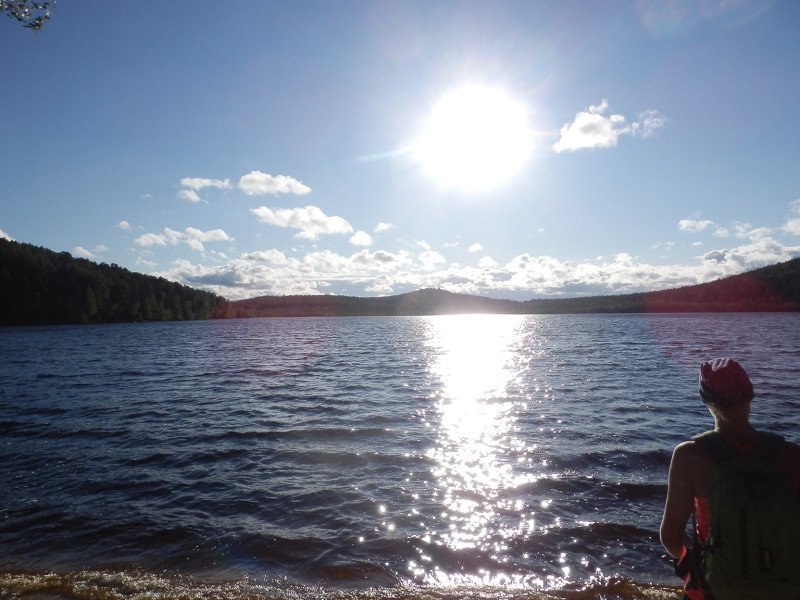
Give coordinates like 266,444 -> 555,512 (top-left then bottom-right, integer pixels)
660,442 -> 696,559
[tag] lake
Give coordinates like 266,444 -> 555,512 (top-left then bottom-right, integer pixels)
1,313 -> 798,600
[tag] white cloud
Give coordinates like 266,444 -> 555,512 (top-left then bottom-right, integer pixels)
416,240 -> 431,250
553,100 -> 665,152
162,258 -> 323,298
468,243 -> 484,253
1,228 -> 14,241
478,256 -> 498,268
650,241 -> 676,251
783,218 -> 800,236
184,227 -> 233,243
374,222 -> 395,233
713,227 -> 730,237
158,248 -> 416,299
134,232 -> 170,247
681,220 -> 773,242
350,231 -> 374,246
699,237 -> 800,273
162,228 -> 184,246
350,249 -> 412,271
781,199 -> 800,235
419,250 -> 446,270
136,256 -> 157,269
72,245 -> 109,260
184,237 -> 205,252
365,278 -> 395,295
115,220 -> 132,231
238,171 -> 311,196
243,249 -> 289,264
180,177 -> 231,191
631,109 -> 667,138
250,205 -> 353,240
178,189 -> 202,203
177,177 -> 231,203
732,223 -> 771,240
72,247 -> 96,259
134,227 -> 231,253
303,249 -> 351,272
678,218 -> 715,233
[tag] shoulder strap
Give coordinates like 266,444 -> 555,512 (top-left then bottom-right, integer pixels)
692,430 -> 785,464
692,430 -> 734,464
751,431 -> 785,464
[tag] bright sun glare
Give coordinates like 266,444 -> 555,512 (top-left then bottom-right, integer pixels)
413,84 -> 533,192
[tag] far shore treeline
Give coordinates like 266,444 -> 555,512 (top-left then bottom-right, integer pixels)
1,238 -> 799,326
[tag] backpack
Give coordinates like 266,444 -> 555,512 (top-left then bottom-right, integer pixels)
693,431 -> 800,600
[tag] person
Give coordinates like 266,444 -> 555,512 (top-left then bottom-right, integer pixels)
660,357 -> 800,600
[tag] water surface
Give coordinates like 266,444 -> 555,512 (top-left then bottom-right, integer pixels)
1,313 -> 798,599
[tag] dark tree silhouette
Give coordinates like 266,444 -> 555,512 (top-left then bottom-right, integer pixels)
1,0 -> 52,31
0,238 -> 225,325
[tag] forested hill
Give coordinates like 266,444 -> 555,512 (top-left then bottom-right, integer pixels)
0,238 -> 223,325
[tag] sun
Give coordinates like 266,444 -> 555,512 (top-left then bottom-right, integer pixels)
413,84 -> 533,192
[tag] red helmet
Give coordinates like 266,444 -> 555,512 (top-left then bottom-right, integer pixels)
699,358 -> 754,405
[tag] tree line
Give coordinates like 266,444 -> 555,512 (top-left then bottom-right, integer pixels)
0,239 -> 224,325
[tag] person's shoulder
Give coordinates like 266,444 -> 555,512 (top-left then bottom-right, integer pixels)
673,437 -> 711,456
671,438 -> 715,465
669,438 -> 716,497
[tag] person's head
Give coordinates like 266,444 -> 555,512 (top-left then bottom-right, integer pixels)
699,358 -> 754,412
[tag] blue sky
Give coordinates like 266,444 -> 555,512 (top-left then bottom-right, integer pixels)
2,0 -> 799,300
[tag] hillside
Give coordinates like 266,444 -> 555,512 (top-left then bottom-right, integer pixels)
0,238 -> 224,325
224,287 -> 524,318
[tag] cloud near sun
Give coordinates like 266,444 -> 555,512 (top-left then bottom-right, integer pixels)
250,206 -> 353,241
553,100 -> 666,152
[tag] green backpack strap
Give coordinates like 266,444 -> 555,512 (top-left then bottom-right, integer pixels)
692,431 -> 734,464
692,430 -> 784,464
751,431 -> 785,464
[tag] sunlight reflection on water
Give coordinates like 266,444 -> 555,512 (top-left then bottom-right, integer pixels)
417,315 -> 553,587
